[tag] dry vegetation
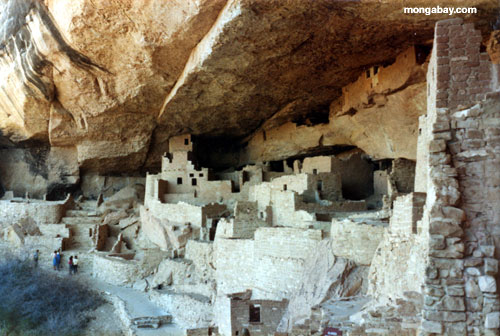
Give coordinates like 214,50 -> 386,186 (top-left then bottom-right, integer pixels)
0,257 -> 104,336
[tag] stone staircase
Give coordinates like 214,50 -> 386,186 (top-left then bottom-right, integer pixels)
62,201 -> 100,250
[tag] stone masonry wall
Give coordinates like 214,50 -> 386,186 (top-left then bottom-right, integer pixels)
330,219 -> 385,266
214,227 -> 322,300
419,18 -> 500,335
0,198 -> 69,227
367,192 -> 427,301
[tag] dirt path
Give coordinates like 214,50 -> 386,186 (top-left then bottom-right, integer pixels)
95,280 -> 184,336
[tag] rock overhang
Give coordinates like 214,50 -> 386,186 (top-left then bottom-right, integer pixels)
0,0 -> 498,173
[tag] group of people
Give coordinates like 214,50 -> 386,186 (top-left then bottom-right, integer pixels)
41,250 -> 79,275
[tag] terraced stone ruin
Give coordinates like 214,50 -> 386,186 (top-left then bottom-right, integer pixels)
1,1 -> 500,335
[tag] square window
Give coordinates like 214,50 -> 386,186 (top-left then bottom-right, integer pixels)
249,304 -> 261,323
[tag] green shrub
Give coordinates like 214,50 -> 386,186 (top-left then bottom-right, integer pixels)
0,257 -> 104,335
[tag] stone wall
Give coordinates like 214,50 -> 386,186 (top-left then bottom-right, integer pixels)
214,227 -> 323,301
418,18 -> 500,335
229,297 -> 288,336
92,250 -> 164,285
339,46 -> 424,115
216,202 -> 270,239
330,219 -> 385,266
391,159 -> 416,194
214,238 -> 255,296
390,193 -> 426,235
252,228 -> 323,300
249,184 -> 315,228
145,200 -> 224,228
0,198 -> 69,227
367,192 -> 427,301
185,240 -> 215,280
298,151 -> 374,200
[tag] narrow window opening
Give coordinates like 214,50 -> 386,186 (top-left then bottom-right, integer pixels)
184,138 -> 189,145
192,178 -> 197,186
263,131 -> 267,141
177,177 -> 183,185
374,66 -> 379,75
317,181 -> 323,191
313,169 -> 318,175
283,184 -> 287,191
249,304 -> 261,323
366,70 -> 371,78
209,219 -> 219,241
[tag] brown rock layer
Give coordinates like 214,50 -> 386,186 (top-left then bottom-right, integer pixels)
0,0 -> 498,175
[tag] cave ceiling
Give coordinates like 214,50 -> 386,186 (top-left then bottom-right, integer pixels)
0,0 -> 498,172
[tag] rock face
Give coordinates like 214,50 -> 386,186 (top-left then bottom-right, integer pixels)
277,239 -> 361,332
0,146 -> 79,199
0,0 -> 498,175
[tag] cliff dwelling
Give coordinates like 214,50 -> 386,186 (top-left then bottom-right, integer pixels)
1,1 -> 500,335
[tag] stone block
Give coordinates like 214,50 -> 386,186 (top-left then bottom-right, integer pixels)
466,297 -> 483,312
430,235 -> 446,250
485,258 -> 499,275
424,295 -> 438,307
466,267 -> 482,276
425,285 -> 445,298
479,275 -> 497,293
446,285 -> 465,297
421,320 -> 443,334
481,245 -> 495,257
430,248 -> 463,259
445,322 -> 467,336
484,296 -> 500,313
473,250 -> 485,258
425,265 -> 438,280
423,310 -> 466,322
485,312 -> 500,329
429,219 -> 463,237
429,139 -> 447,153
436,295 -> 465,311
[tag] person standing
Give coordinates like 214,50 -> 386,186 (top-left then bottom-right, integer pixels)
68,256 -> 73,275
33,250 -> 39,268
56,251 -> 61,271
52,251 -> 57,270
73,255 -> 79,274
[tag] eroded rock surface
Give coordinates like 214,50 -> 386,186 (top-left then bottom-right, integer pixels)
0,0 -> 498,174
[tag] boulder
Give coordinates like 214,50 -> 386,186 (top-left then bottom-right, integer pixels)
3,224 -> 25,246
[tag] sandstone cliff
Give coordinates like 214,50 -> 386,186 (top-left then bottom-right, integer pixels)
0,0 -> 498,180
